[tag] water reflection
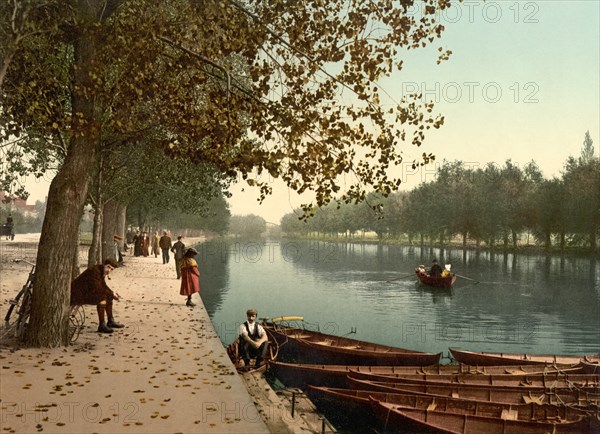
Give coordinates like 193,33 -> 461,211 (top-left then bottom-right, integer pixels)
199,239 -> 600,356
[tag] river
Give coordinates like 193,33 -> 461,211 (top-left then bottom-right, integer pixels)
198,239 -> 600,359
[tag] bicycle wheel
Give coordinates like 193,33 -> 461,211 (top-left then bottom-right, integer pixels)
15,290 -> 32,340
4,288 -> 26,324
68,305 -> 85,343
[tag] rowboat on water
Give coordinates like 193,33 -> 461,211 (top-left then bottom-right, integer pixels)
371,398 -> 593,434
346,376 -> 600,407
347,369 -> 600,390
262,316 -> 441,366
226,329 -> 278,373
415,267 -> 456,288
306,385 -> 597,432
450,348 -> 600,366
266,360 -> 586,389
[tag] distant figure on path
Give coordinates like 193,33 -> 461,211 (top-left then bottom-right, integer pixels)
151,231 -> 160,258
140,231 -> 150,257
133,230 -> 142,256
159,231 -> 173,264
171,236 -> 186,279
70,258 -> 124,334
180,247 -> 200,307
238,308 -> 268,369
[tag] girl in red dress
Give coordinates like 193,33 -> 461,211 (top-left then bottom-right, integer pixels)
180,248 -> 200,306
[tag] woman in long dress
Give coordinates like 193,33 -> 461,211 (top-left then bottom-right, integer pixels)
180,247 -> 200,307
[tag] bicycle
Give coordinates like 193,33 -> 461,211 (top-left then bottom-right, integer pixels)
2,259 -> 85,343
3,259 -> 35,340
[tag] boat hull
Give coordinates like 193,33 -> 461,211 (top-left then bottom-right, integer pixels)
371,400 -> 593,434
347,376 -> 600,407
264,322 -> 441,366
450,348 -> 600,366
415,269 -> 456,288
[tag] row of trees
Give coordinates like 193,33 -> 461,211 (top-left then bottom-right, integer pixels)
281,132 -> 600,253
1,0 -> 451,346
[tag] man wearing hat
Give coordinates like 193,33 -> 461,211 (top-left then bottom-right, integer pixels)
70,258 -> 124,333
238,308 -> 269,369
179,247 -> 200,307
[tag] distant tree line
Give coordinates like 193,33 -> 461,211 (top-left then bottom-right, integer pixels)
281,132 -> 600,254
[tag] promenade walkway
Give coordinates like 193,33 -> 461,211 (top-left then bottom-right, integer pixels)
0,235 -> 270,433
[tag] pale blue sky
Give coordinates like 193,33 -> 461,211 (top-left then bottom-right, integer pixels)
232,0 -> 600,222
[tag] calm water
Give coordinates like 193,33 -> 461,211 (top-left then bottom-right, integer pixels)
198,239 -> 600,359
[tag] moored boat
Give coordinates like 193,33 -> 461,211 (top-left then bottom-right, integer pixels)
415,267 -> 456,288
371,399 -> 593,434
347,369 -> 600,389
346,376 -> 600,407
306,385 -> 596,431
450,348 -> 600,366
266,360 -> 586,389
226,329 -> 278,373
263,317 -> 441,366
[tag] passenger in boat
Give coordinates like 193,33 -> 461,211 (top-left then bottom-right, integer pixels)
238,308 -> 269,369
429,259 -> 443,277
441,263 -> 452,277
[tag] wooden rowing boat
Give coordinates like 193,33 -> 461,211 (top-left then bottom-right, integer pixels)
306,385 -> 597,432
371,399 -> 593,434
415,267 -> 456,288
266,360 -> 585,389
346,376 -> 600,407
450,348 -> 600,366
263,317 -> 441,366
347,369 -> 600,390
226,329 -> 278,373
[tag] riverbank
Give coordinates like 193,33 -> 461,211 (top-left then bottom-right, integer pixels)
279,234 -> 600,258
0,234 -> 271,433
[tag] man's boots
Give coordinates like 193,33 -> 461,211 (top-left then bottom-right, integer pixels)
106,302 -> 124,329
97,305 -> 113,334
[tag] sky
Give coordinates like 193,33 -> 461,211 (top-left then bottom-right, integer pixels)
22,1 -> 600,224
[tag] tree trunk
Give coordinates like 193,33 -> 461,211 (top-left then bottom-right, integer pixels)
462,232 -> 467,247
116,203 -> 127,251
512,230 -> 518,249
545,231 -> 552,251
560,232 -> 566,251
25,4 -> 104,347
72,232 -> 81,281
102,200 -> 119,260
88,201 -> 103,267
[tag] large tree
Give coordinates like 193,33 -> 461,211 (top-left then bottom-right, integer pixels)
1,0 -> 451,347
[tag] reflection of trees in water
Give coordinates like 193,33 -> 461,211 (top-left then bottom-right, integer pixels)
197,240 -> 230,317
280,240 -> 599,352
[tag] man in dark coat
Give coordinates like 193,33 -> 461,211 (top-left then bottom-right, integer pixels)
429,258 -> 443,277
70,258 -> 124,333
159,231 -> 172,264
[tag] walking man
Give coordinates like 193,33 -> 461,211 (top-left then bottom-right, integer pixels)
159,230 -> 172,264
171,236 -> 186,279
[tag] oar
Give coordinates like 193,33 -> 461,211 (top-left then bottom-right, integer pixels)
385,273 -> 415,283
454,273 -> 480,284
